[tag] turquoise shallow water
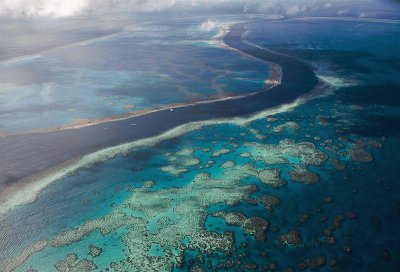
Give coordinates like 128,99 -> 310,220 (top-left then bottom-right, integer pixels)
0,17 -> 399,271
0,17 -> 271,132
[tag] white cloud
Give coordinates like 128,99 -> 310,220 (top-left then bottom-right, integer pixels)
0,0 -> 384,18
0,0 -> 91,17
337,9 -> 348,15
0,0 -> 179,18
285,5 -> 307,15
200,19 -> 218,32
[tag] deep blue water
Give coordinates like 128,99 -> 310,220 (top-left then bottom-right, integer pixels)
0,17 -> 399,272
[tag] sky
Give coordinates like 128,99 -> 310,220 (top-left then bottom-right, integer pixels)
0,0 -> 398,18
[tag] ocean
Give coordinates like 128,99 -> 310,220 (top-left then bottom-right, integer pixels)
0,16 -> 399,272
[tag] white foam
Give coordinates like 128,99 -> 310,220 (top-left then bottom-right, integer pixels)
207,22 -> 234,48
317,75 -> 358,88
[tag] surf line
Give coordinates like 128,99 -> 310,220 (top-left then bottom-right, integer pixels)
0,20 -> 319,219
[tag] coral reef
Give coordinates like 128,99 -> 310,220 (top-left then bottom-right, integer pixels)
88,245 -> 103,258
278,230 -> 302,247
259,195 -> 280,212
55,254 -> 97,272
213,211 -> 269,242
273,121 -> 300,133
244,140 -> 328,166
289,165 -> 320,184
